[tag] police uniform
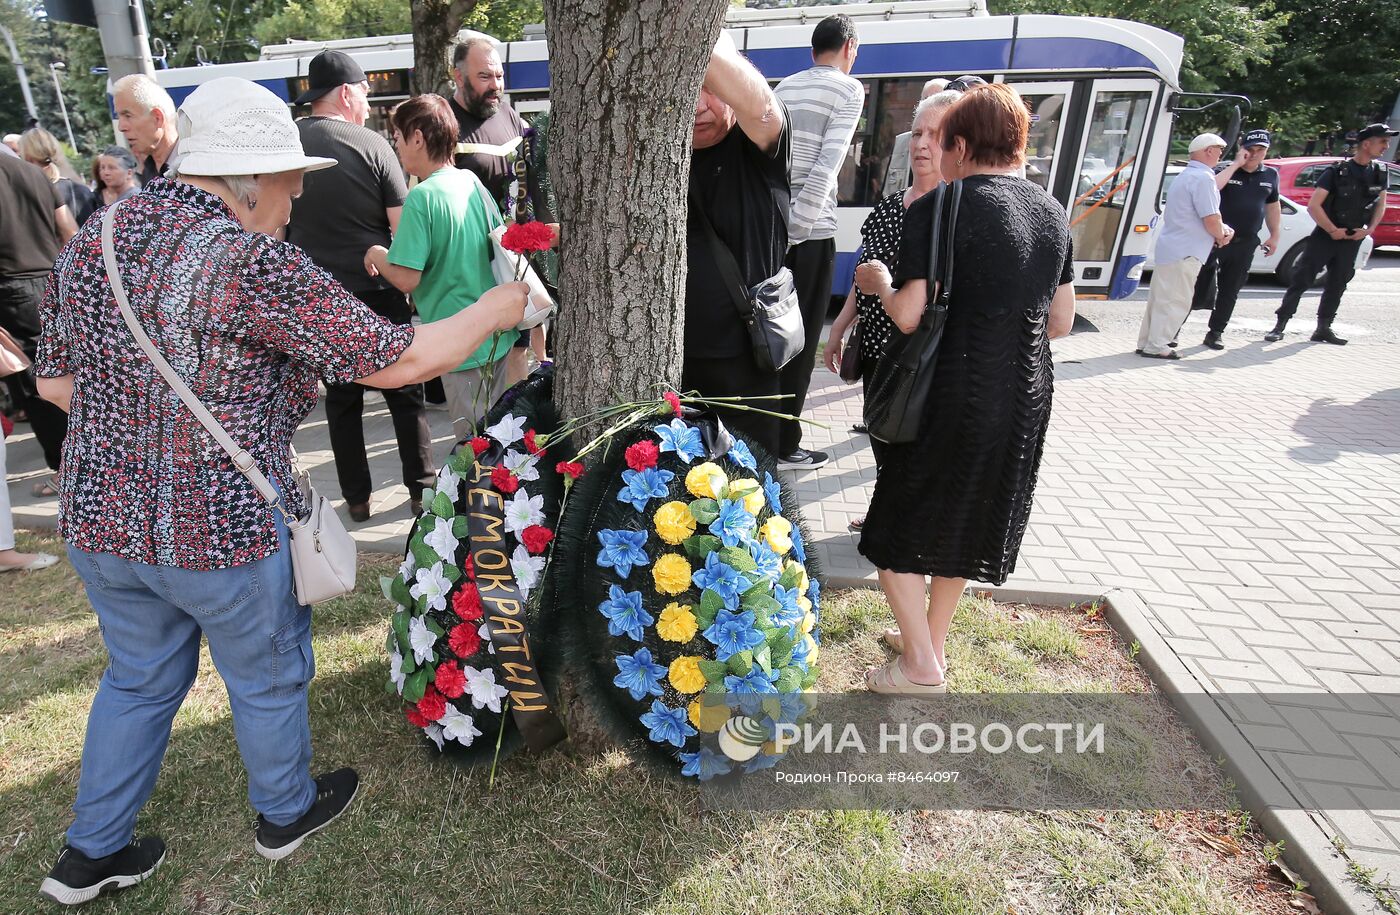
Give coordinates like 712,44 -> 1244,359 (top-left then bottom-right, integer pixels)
1272,123 -> 1396,341
1191,130 -> 1280,344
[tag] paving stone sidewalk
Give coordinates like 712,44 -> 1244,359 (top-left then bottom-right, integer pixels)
6,324 -> 1399,905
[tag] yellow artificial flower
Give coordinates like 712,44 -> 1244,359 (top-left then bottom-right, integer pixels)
797,594 -> 813,614
688,697 -> 730,732
652,553 -> 692,595
669,656 -> 706,694
761,516 -> 793,554
801,611 -> 816,634
657,602 -> 698,643
802,634 -> 820,665
653,501 -> 696,545
684,462 -> 727,499
742,488 -> 766,516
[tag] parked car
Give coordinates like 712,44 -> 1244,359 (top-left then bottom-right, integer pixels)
1268,156 -> 1400,250
1144,165 -> 1373,286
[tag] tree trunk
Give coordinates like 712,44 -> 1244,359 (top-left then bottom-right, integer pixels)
543,0 -> 729,433
410,0 -> 482,96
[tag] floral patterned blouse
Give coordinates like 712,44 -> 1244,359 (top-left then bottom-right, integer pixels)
36,179 -> 414,570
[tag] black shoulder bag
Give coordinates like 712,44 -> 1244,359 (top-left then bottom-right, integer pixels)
689,191 -> 805,373
863,179 -> 962,445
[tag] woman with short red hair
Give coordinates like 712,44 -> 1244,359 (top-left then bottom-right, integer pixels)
855,82 -> 1077,694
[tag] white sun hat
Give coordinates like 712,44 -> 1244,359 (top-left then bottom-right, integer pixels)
172,77 -> 337,177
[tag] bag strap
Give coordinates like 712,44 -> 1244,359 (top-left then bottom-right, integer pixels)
938,179 -> 963,298
687,188 -> 756,318
99,201 -> 290,520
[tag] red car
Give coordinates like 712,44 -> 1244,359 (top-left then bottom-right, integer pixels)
1267,156 -> 1400,249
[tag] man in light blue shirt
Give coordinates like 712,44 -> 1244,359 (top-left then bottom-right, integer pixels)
1137,133 -> 1234,358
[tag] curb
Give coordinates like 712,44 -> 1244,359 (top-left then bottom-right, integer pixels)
824,574 -> 1382,915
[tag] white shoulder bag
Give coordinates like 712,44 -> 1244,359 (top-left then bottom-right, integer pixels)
100,201 -> 357,605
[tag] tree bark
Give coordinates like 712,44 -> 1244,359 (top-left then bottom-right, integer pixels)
543,0 -> 729,433
410,0 -> 482,96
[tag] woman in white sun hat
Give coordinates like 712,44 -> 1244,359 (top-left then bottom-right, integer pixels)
30,77 -> 527,906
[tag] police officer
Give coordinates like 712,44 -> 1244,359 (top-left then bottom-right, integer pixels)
1191,129 -> 1281,349
1266,122 -> 1396,346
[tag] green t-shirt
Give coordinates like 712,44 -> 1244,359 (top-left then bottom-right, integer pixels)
388,166 -> 518,371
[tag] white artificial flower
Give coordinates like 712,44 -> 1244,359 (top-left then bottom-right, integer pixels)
398,551 -> 416,581
478,622 -> 496,655
502,449 -> 540,482
389,648 -> 407,693
409,563 -> 451,612
423,516 -> 459,562
485,413 -> 526,447
463,665 -> 509,713
425,723 -> 445,751
511,544 -> 546,601
408,615 -> 436,665
434,466 -> 463,500
440,705 -> 483,746
503,489 -> 545,536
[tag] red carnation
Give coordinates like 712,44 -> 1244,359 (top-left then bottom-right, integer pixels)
556,460 -> 584,480
523,428 -> 542,455
434,661 -> 466,699
452,581 -> 483,621
491,464 -> 520,494
462,551 -> 475,579
500,219 -> 556,254
470,437 -> 490,457
663,391 -> 682,417
417,686 -> 447,722
449,622 -> 482,658
625,440 -> 659,472
521,524 -> 554,554
405,705 -> 431,728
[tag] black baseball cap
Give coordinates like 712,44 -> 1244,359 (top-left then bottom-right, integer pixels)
295,50 -> 367,104
1242,129 -> 1271,148
1357,123 -> 1399,142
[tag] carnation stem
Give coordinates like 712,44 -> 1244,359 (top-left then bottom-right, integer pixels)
488,696 -> 512,790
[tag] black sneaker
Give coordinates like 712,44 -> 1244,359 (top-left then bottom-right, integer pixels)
39,836 -> 166,906
254,768 -> 359,862
778,448 -> 829,471
1310,327 -> 1348,345
1264,322 -> 1287,342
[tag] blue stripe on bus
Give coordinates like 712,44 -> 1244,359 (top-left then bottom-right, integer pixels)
1109,254 -> 1145,299
832,249 -> 860,299
507,59 -> 550,91
165,77 -> 289,108
1010,37 -> 1157,73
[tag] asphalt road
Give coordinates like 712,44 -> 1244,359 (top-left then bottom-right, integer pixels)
1076,247 -> 1400,346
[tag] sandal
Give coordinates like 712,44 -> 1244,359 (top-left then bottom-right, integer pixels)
0,552 -> 59,573
864,658 -> 946,695
878,628 -> 951,673
847,517 -> 865,533
31,474 -> 60,498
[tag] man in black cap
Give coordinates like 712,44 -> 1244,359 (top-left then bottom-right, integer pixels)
1190,129 -> 1281,349
1267,122 -> 1395,345
286,49 -> 434,523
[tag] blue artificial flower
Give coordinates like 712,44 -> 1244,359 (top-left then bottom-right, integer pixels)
680,746 -> 733,781
597,528 -> 650,579
725,666 -> 779,694
640,699 -> 697,748
692,553 -> 748,608
616,466 -> 675,512
771,690 -> 811,726
727,439 -> 757,471
614,647 -> 667,701
749,541 -> 782,584
598,584 -> 652,642
790,524 -> 808,564
770,584 -> 805,628
654,418 -> 705,464
763,471 -> 784,514
709,498 -> 756,548
704,608 -> 766,661
806,575 -> 821,608
790,633 -> 814,670
743,753 -> 782,773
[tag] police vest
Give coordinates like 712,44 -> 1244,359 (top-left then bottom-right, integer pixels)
1323,161 -> 1386,230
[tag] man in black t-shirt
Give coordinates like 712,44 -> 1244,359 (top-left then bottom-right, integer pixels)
1268,123 -> 1395,346
1190,129 -> 1281,349
286,50 -> 433,523
684,31 -> 792,457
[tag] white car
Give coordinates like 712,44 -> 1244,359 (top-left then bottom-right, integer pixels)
1144,165 -> 1373,285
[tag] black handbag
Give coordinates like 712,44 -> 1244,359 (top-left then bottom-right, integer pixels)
838,319 -> 862,383
689,192 -> 805,373
863,179 -> 962,444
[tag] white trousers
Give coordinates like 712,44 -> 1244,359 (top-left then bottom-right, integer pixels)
441,360 -> 512,442
1137,256 -> 1202,355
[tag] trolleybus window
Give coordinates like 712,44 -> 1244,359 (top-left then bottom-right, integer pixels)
1070,90 -> 1151,263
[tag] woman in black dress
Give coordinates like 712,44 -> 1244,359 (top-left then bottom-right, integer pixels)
854,83 -> 1076,694
825,89 -> 962,532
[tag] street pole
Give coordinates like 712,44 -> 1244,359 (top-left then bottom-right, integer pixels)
93,0 -> 155,83
49,62 -> 78,153
0,24 -> 39,123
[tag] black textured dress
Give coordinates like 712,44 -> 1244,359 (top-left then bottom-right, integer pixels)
858,175 -> 1072,584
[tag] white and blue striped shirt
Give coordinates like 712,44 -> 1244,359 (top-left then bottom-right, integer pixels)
774,65 -> 864,244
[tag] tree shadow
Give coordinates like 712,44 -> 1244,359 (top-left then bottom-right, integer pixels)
1288,388 -> 1400,464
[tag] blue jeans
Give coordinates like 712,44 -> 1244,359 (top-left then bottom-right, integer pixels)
65,513 -> 316,857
